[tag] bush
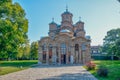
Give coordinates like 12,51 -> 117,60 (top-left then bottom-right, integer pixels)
117,77 -> 120,80
86,61 -> 96,70
97,65 -> 108,77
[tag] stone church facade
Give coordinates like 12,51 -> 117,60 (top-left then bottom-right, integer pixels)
38,8 -> 91,64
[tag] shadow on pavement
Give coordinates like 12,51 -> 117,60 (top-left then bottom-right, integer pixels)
36,72 -> 97,80
31,64 -> 83,69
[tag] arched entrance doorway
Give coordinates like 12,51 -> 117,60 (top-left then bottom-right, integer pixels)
60,43 -> 66,64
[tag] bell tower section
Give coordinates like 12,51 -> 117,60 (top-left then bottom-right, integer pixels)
61,7 -> 73,32
48,18 -> 57,39
75,19 -> 85,37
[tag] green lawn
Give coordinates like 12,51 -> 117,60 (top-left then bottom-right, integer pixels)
89,60 -> 120,80
0,60 -> 38,75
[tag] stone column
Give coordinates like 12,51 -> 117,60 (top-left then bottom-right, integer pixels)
58,47 -> 61,65
82,51 -> 86,64
52,46 -> 57,64
54,47 -> 57,64
70,55 -> 73,64
52,47 -> 54,63
38,45 -> 43,64
79,46 -> 82,64
76,51 -> 79,63
38,42 -> 42,64
46,46 -> 49,64
86,44 -> 91,63
71,45 -> 75,64
66,45 -> 69,64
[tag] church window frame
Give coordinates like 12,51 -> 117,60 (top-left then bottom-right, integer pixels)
49,44 -> 52,59
60,43 -> 66,54
75,44 -> 79,51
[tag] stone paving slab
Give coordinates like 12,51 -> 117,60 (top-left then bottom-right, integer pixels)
0,65 -> 98,80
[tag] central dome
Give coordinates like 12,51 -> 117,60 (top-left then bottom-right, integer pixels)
61,8 -> 73,16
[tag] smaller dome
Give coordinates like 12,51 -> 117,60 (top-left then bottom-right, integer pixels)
60,29 -> 71,33
77,20 -> 82,23
76,20 -> 84,24
86,36 -> 91,40
49,21 -> 57,25
49,18 -> 57,25
76,17 -> 84,24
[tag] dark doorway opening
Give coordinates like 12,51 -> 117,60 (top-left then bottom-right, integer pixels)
61,54 -> 66,64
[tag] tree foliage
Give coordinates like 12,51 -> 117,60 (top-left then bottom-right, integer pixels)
30,41 -> 38,60
103,28 -> 120,59
0,0 -> 28,60
118,0 -> 120,3
17,40 -> 30,60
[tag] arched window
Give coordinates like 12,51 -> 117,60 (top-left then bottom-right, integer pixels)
49,44 -> 52,59
42,44 -> 47,51
42,44 -> 46,61
82,44 -> 86,50
49,44 -> 52,49
75,44 -> 79,51
61,43 -> 66,54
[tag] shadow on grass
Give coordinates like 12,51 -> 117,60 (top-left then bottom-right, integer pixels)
91,60 -> 120,80
0,61 -> 37,67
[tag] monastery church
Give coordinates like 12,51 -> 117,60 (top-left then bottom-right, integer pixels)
38,8 -> 91,65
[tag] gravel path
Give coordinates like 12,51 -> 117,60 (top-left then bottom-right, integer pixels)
0,65 -> 98,80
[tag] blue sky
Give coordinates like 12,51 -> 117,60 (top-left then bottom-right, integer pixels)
13,0 -> 120,45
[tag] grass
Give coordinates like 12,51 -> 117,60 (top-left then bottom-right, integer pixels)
86,60 -> 120,80
0,60 -> 38,75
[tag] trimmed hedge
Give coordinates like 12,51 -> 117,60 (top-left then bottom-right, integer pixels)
91,56 -> 119,60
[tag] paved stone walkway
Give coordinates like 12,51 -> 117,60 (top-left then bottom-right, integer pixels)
0,65 -> 98,80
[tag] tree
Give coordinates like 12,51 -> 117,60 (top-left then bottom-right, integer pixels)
22,40 -> 30,59
103,28 -> 120,59
30,41 -> 38,60
17,40 -> 30,60
0,0 -> 28,60
114,40 -> 120,59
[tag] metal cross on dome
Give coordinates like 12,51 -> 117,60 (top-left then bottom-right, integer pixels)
66,5 -> 68,12
52,18 -> 54,22
79,17 -> 81,21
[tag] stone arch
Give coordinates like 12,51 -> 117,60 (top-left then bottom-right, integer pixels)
55,34 -> 72,64
60,26 -> 73,32
55,34 -> 72,43
73,37 -> 87,64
